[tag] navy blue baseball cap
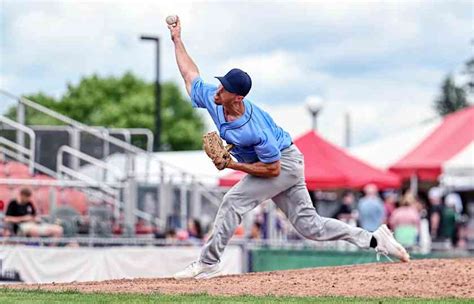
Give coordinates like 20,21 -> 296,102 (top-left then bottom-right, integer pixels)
215,68 -> 252,97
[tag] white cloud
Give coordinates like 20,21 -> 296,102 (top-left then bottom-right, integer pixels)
1,0 -> 471,146
217,50 -> 330,93
0,74 -> 19,113
219,51 -> 302,86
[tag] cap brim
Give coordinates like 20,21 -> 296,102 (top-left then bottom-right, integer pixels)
215,76 -> 237,94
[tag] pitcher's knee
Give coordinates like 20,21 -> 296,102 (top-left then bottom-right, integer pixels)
221,192 -> 247,217
221,192 -> 236,210
294,215 -> 325,240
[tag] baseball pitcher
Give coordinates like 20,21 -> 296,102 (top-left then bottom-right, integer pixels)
167,16 -> 410,279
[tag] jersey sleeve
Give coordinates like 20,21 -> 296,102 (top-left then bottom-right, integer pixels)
190,77 -> 216,109
5,200 -> 15,216
29,203 -> 37,216
254,129 -> 281,163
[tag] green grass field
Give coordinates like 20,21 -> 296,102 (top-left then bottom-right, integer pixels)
0,289 -> 471,304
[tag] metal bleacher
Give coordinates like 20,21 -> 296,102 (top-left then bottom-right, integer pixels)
0,89 -> 224,237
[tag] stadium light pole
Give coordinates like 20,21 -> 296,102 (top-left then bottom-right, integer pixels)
305,96 -> 324,131
140,35 -> 161,151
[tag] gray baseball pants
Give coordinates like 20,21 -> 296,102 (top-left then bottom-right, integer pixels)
200,145 -> 372,265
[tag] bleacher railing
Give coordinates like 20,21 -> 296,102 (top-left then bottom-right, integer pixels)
0,89 -> 225,233
0,115 -> 36,175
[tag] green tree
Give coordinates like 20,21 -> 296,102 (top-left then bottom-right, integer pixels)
5,72 -> 206,150
463,57 -> 474,94
434,75 -> 469,116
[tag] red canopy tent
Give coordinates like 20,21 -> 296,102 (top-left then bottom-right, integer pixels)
219,131 -> 401,190
390,106 -> 474,181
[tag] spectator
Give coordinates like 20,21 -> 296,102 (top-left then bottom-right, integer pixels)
335,191 -> 357,223
427,187 -> 444,240
249,222 -> 262,240
187,218 -> 203,240
383,191 -> 398,227
5,188 -> 63,238
165,228 -> 177,242
358,184 -> 385,232
389,192 -> 421,247
440,193 -> 466,248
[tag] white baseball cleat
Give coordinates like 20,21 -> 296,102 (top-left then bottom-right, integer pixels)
173,261 -> 221,279
373,224 -> 410,262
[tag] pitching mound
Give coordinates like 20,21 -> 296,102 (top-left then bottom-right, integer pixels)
10,258 -> 474,298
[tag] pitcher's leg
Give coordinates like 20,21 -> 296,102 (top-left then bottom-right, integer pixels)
272,178 -> 372,249
199,186 -> 252,264
200,171 -> 300,264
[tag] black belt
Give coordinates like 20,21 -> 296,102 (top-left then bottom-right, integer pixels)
281,142 -> 294,151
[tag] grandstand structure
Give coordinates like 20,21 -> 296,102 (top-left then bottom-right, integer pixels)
0,90 -> 224,237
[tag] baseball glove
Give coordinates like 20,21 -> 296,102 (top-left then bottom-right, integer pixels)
203,131 -> 234,170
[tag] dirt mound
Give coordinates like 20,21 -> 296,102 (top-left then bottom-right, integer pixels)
10,258 -> 474,298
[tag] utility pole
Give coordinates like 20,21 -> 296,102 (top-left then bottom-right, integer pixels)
140,35 -> 161,151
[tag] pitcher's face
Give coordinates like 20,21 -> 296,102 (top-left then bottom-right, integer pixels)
214,85 -> 239,106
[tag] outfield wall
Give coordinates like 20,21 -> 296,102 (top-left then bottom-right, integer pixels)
249,248 -> 472,272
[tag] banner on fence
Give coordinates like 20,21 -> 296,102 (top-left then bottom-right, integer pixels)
0,245 -> 243,283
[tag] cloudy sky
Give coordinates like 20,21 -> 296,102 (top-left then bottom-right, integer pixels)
1,0 -> 472,146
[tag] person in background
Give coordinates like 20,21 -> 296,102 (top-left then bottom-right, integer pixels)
5,188 -> 63,238
441,193 -> 467,248
383,191 -> 398,228
427,187 -> 444,240
187,218 -> 204,240
249,221 -> 262,240
165,228 -> 178,243
335,191 -> 358,223
358,184 -> 385,232
389,192 -> 421,247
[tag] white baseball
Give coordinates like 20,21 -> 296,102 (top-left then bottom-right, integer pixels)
166,15 -> 178,25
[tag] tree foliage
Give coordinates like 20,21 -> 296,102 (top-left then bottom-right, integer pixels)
433,75 -> 469,116
463,57 -> 474,94
4,72 -> 206,150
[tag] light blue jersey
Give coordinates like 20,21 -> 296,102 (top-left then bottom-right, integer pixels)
191,77 -> 292,164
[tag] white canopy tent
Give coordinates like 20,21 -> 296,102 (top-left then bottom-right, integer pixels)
441,141 -> 474,190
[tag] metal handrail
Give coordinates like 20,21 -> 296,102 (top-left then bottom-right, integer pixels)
108,128 -> 154,152
0,115 -> 36,174
59,166 -> 117,196
0,137 -> 30,155
0,177 -> 113,188
57,146 -> 124,195
107,128 -> 131,144
57,146 -> 123,178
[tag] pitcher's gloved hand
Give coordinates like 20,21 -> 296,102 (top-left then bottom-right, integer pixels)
202,131 -> 234,170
